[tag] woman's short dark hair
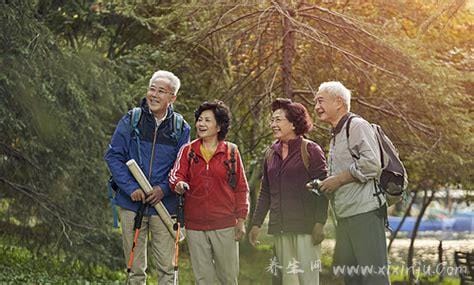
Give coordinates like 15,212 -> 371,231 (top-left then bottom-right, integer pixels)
271,98 -> 313,136
194,100 -> 231,141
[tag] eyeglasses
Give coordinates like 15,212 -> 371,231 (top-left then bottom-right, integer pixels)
269,118 -> 289,125
148,87 -> 173,96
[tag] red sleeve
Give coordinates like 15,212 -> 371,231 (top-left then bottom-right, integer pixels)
169,144 -> 190,191
234,147 -> 249,220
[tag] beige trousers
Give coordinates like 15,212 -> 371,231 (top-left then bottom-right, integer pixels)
119,207 -> 174,285
274,233 -> 321,285
186,227 -> 239,285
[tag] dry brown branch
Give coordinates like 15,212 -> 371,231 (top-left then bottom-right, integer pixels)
0,141 -> 40,169
293,28 -> 400,79
417,0 -> 467,38
300,12 -> 411,72
0,177 -> 73,246
297,4 -> 383,41
292,90 -> 436,138
355,98 -> 435,138
0,178 -> 98,234
223,47 -> 282,101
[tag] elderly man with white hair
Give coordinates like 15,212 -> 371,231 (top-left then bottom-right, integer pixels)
314,81 -> 390,285
105,70 -> 190,284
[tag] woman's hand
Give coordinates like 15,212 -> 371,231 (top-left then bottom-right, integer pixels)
234,218 -> 246,241
175,181 -> 189,194
311,223 -> 325,245
248,225 -> 260,247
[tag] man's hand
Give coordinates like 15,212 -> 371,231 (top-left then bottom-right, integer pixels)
131,189 -> 145,203
146,185 -> 164,206
319,171 -> 355,194
249,226 -> 260,247
319,176 -> 342,194
175,181 -> 189,194
234,218 -> 246,241
311,223 -> 325,245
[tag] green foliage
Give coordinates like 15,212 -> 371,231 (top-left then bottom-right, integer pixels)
0,237 -> 123,283
0,0 -> 472,281
0,0 -> 126,268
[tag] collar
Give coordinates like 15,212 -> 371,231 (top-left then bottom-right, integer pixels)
191,139 -> 228,158
155,108 -> 168,125
272,136 -> 302,156
331,112 -> 352,136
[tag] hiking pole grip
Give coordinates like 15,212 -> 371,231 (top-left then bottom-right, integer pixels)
126,159 -> 185,241
127,204 -> 146,273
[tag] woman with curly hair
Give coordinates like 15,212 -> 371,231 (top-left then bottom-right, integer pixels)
169,100 -> 249,285
249,98 -> 328,285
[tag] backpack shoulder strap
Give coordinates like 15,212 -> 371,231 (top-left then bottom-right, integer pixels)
263,140 -> 278,166
172,112 -> 185,141
372,124 -> 386,168
345,115 -> 360,160
131,107 -> 142,132
130,107 -> 143,165
226,142 -> 237,159
225,142 -> 238,189
300,138 -> 310,173
186,140 -> 199,165
263,146 -> 274,166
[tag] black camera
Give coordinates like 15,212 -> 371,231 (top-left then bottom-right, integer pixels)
306,179 -> 322,196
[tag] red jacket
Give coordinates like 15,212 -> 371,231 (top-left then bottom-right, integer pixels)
169,139 -> 249,231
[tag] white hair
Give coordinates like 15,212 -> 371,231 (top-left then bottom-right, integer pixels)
149,70 -> 181,96
317,81 -> 351,111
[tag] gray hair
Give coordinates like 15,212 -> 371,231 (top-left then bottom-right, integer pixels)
149,70 -> 181,96
317,81 -> 351,111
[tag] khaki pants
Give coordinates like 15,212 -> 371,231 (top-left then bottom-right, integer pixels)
274,234 -> 321,285
119,207 -> 174,285
186,227 -> 239,285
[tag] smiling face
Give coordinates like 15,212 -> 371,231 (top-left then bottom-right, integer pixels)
270,109 -> 296,142
146,78 -> 176,117
314,91 -> 344,127
196,109 -> 220,140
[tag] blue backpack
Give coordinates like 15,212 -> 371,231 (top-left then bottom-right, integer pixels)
107,107 -> 185,228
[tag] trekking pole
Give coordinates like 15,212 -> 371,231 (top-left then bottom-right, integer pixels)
173,185 -> 187,285
126,203 -> 146,284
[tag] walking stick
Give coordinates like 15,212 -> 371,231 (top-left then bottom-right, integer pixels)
126,159 -> 185,241
126,203 -> 146,283
173,186 -> 187,285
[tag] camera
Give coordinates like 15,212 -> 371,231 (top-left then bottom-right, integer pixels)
306,179 -> 322,196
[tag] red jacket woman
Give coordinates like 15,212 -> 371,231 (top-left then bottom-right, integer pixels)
169,100 -> 249,285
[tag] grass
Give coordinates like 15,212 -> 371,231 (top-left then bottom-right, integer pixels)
0,234 -> 463,284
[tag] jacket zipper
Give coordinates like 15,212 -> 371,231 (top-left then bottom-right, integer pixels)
149,123 -> 158,178
145,122 -> 158,217
278,155 -> 284,234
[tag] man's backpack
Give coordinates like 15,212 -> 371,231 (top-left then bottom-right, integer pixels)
264,138 -> 311,173
107,107 -> 185,228
346,115 -> 409,206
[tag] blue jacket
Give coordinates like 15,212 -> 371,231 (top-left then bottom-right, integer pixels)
105,99 -> 190,215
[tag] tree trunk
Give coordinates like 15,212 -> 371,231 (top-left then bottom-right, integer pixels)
388,191 -> 418,253
407,189 -> 435,284
279,1 -> 295,99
